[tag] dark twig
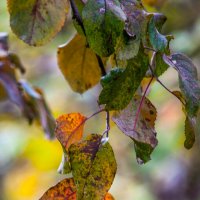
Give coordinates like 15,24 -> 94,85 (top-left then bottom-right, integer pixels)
69,0 -> 107,76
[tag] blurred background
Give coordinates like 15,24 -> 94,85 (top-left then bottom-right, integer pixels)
0,0 -> 200,199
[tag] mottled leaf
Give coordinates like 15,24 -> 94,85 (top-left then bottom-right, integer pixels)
184,116 -> 196,149
82,0 -> 126,56
121,0 -> 151,44
8,0 -> 69,46
57,34 -> 101,94
39,178 -> 76,200
112,95 -> 157,163
99,48 -> 149,110
169,53 -> 200,116
69,134 -> 117,200
55,113 -> 86,150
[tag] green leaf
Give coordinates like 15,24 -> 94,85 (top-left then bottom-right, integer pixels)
154,52 -> 169,76
148,16 -> 172,53
57,153 -> 71,174
99,47 -> 149,110
8,0 -> 69,46
69,134 -> 117,200
184,116 -> 196,149
112,95 -> 157,163
170,53 -> 200,116
82,0 -> 126,56
57,34 -> 101,94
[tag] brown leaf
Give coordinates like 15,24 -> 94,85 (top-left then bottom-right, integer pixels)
57,34 -> 101,94
39,178 -> 76,200
55,113 -> 86,150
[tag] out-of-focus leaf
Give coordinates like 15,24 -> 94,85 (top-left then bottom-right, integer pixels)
99,48 -> 149,110
39,178 -> 76,200
82,0 -> 126,56
55,113 -> 86,150
19,80 -> 56,139
57,34 -> 101,94
167,53 -> 200,117
8,0 -> 69,46
184,116 -> 196,149
112,95 -> 157,163
0,55 -> 24,108
8,52 -> 25,74
69,134 -> 117,200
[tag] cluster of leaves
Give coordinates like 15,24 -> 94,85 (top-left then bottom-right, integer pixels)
4,0 -> 200,199
0,33 -> 55,139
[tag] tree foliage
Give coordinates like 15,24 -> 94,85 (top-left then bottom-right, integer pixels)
0,0 -> 200,199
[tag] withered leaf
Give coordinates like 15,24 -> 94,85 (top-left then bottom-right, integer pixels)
112,95 -> 157,163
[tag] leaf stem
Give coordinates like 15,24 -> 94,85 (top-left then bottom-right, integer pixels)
134,77 -> 154,130
148,64 -> 186,105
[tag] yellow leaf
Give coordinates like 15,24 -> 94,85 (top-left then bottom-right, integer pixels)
57,34 -> 101,94
55,113 -> 86,150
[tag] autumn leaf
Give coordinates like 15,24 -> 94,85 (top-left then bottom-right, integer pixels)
82,0 -> 126,56
112,95 -> 157,163
99,47 -> 149,110
39,178 -> 76,200
69,134 -> 117,200
39,177 -> 115,200
55,113 -> 86,150
104,193 -> 115,200
57,34 -> 101,94
7,0 -> 69,46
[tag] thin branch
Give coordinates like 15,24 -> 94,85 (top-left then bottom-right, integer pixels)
133,77 -> 154,130
69,0 -> 85,35
148,64 -> 186,105
96,55 -> 107,76
102,110 -> 110,138
144,46 -> 156,52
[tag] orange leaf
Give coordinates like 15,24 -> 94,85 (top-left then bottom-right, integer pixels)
55,113 -> 86,150
104,193 -> 115,200
39,178 -> 76,200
